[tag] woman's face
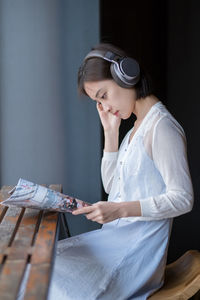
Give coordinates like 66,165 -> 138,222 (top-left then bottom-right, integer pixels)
84,79 -> 136,119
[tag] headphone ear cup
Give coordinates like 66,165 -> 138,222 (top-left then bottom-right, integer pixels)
110,63 -> 129,88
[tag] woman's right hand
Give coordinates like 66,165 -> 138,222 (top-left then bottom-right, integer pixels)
96,102 -> 121,132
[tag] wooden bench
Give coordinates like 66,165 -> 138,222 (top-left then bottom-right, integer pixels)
148,250 -> 200,300
0,184 -> 65,300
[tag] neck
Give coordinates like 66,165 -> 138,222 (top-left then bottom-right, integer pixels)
133,95 -> 159,123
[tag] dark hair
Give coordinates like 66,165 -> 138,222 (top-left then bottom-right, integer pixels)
78,43 -> 153,100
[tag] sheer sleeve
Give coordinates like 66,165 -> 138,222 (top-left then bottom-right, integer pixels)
101,151 -> 118,194
140,117 -> 194,219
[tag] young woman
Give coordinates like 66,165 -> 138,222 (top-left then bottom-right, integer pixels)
48,43 -> 194,300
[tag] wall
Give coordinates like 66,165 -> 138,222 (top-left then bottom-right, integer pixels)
61,0 -> 102,235
0,0 -> 101,236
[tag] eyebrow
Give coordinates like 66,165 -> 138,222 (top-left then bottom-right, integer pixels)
95,89 -> 102,98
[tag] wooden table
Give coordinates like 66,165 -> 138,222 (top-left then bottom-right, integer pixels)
0,184 -> 62,300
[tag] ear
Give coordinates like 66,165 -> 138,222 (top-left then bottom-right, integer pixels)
110,64 -> 129,88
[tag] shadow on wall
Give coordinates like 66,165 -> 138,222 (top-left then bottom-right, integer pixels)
100,0 -> 200,262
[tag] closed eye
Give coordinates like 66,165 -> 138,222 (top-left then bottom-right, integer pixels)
101,92 -> 107,100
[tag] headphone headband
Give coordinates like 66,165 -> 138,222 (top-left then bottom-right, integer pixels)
84,49 -> 140,88
84,50 -> 120,63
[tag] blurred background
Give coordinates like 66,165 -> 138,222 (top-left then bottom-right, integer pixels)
0,0 -> 199,264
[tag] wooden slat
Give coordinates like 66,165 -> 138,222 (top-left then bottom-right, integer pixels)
0,185 -> 15,229
31,211 -> 58,264
0,260 -> 27,300
0,207 -> 8,225
23,184 -> 61,300
0,185 -> 13,202
0,186 -> 11,229
8,209 -> 42,260
0,206 -> 23,262
24,263 -> 52,300
0,184 -> 24,264
0,186 -> 13,215
0,207 -> 42,299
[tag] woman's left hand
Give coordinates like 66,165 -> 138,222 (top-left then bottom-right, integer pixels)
72,201 -> 122,224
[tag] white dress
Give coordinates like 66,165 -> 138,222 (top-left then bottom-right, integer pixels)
48,101 -> 193,300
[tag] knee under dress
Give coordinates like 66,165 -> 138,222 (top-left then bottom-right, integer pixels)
48,101 -> 193,300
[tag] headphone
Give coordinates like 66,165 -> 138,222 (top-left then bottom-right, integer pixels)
84,50 -> 140,88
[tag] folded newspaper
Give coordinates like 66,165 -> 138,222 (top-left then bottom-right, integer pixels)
0,178 -> 91,212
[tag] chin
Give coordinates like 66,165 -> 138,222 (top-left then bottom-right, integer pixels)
122,113 -> 132,120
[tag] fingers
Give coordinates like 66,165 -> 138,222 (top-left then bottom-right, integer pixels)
72,203 -> 103,223
96,102 -> 103,112
72,202 -> 112,224
72,205 -> 94,215
84,211 -> 99,221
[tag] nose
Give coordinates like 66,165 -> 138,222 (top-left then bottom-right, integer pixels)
102,103 -> 111,112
